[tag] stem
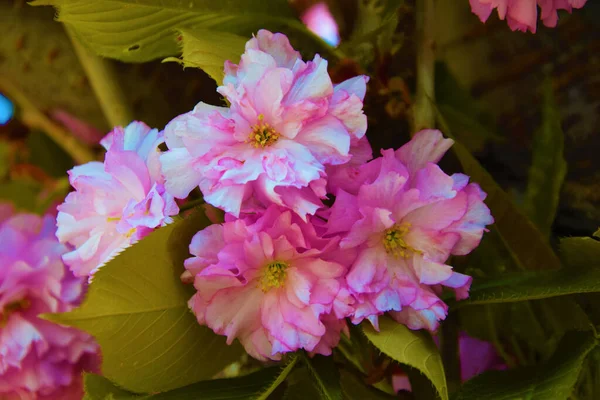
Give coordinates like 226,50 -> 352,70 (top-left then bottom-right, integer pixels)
413,0 -> 436,133
65,26 -> 134,128
0,78 -> 95,164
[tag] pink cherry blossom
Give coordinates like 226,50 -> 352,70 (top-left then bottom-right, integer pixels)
470,0 -> 587,33
0,204 -> 98,400
56,121 -> 179,278
185,205 -> 352,361
161,30 -> 368,219
326,130 -> 493,331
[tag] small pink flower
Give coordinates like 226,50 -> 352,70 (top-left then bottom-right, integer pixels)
161,30 -> 368,219
0,204 -> 98,399
301,3 -> 341,47
326,130 -> 493,331
185,205 -> 352,361
57,121 -> 179,278
470,0 -> 587,33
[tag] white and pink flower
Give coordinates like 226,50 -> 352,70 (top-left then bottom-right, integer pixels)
326,130 -> 493,331
185,205 -> 353,361
161,30 -> 368,219
56,121 -> 179,278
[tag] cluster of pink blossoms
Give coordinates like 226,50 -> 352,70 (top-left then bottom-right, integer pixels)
470,0 -> 587,33
159,30 -> 494,360
0,204 -> 98,399
54,30 -> 493,362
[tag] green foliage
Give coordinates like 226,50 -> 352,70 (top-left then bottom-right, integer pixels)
451,140 -> 562,271
165,29 -> 247,83
32,0 -> 329,64
301,354 -> 342,400
435,63 -> 502,153
339,370 -> 398,400
341,0 -> 401,65
459,265 -> 600,306
254,355 -> 299,400
43,211 -> 243,393
84,368 -> 282,399
523,79 -> 567,237
561,235 -> 600,269
362,317 -> 448,400
455,331 -> 598,400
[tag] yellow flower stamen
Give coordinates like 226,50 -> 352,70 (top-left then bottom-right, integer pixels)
382,223 -> 419,258
260,261 -> 289,292
0,298 -> 31,327
248,114 -> 279,148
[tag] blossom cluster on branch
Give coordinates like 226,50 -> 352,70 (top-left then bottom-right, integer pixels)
52,30 -> 493,362
470,0 -> 587,33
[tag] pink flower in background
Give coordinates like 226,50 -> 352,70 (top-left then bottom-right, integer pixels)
51,110 -> 105,146
326,130 -> 493,331
470,0 -> 588,33
185,205 -> 352,361
161,30 -> 368,219
301,3 -> 341,47
56,121 -> 179,278
392,331 -> 506,392
0,204 -> 98,400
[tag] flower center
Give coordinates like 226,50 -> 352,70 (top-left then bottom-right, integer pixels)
0,298 -> 31,327
382,223 -> 418,258
260,261 -> 289,292
248,114 -> 279,148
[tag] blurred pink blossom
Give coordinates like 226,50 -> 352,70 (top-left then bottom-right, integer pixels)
301,3 -> 341,47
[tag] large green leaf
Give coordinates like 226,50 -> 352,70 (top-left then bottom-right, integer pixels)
437,107 -> 561,271
165,29 -> 247,83
32,0 -> 326,63
455,331 -> 598,400
362,317 -> 448,400
84,368 -> 282,400
302,354 -> 342,400
255,355 -> 299,400
339,371 -> 398,400
560,235 -> 600,270
451,140 -> 561,271
458,266 -> 600,306
523,80 -> 567,237
43,211 -> 243,393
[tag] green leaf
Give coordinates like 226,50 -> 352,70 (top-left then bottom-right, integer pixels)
165,29 -> 246,83
284,367 -> 324,400
435,63 -> 502,153
43,211 -> 243,393
302,354 -> 342,400
32,0 -> 329,63
451,141 -> 562,271
459,266 -> 600,306
560,235 -> 600,270
437,106 -> 562,271
362,317 -> 448,400
83,374 -> 142,400
455,331 -> 598,400
84,368 -> 282,400
255,355 -> 299,400
339,370 -> 398,400
523,79 -> 567,237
